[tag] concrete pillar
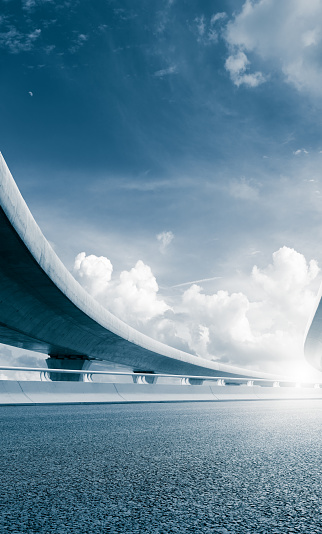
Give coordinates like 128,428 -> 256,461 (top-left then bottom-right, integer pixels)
132,373 -> 157,384
45,356 -> 91,381
181,378 -> 204,385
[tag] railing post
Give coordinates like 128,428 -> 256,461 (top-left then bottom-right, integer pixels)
216,379 -> 225,386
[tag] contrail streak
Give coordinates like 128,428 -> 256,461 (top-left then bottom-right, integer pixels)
170,276 -> 221,288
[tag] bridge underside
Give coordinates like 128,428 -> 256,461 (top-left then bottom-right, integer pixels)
0,153 -> 275,381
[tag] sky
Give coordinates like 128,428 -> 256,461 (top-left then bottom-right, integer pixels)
1,0 -> 322,380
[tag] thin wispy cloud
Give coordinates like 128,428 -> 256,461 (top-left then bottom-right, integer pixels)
157,231 -> 174,253
229,177 -> 259,201
154,65 -> 177,77
69,33 -> 88,54
193,12 -> 227,45
195,16 -> 206,39
210,12 -> 227,25
0,27 -> 41,54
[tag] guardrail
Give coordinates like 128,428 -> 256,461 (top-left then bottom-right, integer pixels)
0,366 -> 320,388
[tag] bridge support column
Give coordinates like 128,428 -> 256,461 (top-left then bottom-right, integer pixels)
132,372 -> 157,384
181,378 -> 204,385
44,356 -> 91,381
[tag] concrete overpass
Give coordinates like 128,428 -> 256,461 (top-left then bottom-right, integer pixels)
0,153 -> 274,381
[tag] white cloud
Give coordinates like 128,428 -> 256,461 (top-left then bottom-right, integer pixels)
154,65 -> 177,77
229,177 -> 259,200
157,230 -> 174,252
195,16 -> 206,38
211,12 -> 227,25
293,149 -> 309,155
224,0 -> 322,96
225,50 -> 265,87
182,284 -> 253,349
252,247 -> 319,315
155,0 -> 174,34
22,0 -> 56,11
74,252 -> 113,297
111,260 -> 170,323
72,247 -> 321,378
69,33 -> 88,54
0,27 -> 41,54
225,50 -> 248,75
22,0 -> 37,10
193,12 -> 227,45
44,44 -> 55,54
171,247 -> 320,376
74,254 -> 169,326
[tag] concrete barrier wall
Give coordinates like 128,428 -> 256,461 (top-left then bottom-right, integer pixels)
0,381 -> 33,404
1,381 -> 322,405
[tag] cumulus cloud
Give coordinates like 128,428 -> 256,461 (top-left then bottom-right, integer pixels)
157,230 -> 174,252
171,247 -> 320,375
74,254 -> 169,326
72,247 -> 321,377
74,252 -> 113,297
225,50 -> 265,87
224,0 -> 322,96
251,247 -> 319,317
181,285 -> 253,354
111,261 -> 170,323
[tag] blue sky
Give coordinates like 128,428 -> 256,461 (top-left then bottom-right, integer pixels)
2,0 -> 322,379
